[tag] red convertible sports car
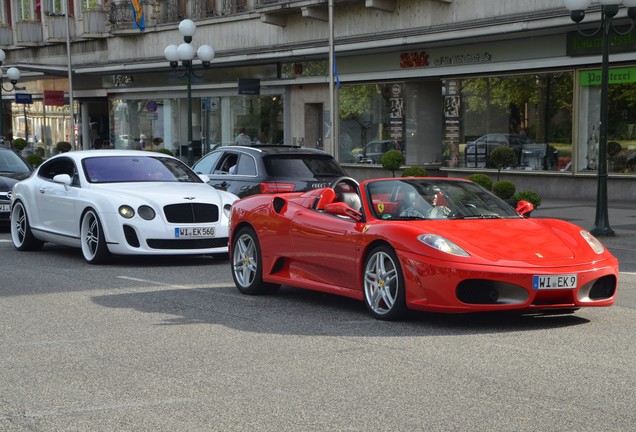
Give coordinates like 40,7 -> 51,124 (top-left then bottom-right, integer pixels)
229,176 -> 618,320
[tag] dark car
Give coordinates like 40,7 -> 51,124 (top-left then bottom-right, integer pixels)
192,145 -> 348,198
464,133 -> 537,168
355,140 -> 404,164
0,145 -> 34,224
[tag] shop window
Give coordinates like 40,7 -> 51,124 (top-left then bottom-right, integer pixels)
578,68 -> 636,175
446,72 -> 573,172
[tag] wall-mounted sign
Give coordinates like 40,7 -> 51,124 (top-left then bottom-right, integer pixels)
433,52 -> 492,66
580,67 -> 636,86
400,51 -> 429,68
15,93 -> 33,104
44,90 -> 65,106
238,78 -> 261,95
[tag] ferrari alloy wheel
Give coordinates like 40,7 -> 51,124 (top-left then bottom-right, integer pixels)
10,201 -> 44,251
80,209 -> 111,264
363,246 -> 407,320
231,227 -> 280,295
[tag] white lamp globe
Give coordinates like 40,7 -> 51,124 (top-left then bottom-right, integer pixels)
563,0 -> 592,10
7,67 -> 21,81
197,45 -> 215,62
179,19 -> 197,37
164,45 -> 179,62
0,49 -> 5,63
177,43 -> 195,61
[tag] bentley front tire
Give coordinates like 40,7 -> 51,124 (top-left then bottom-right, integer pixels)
363,245 -> 407,320
231,227 -> 280,295
10,201 -> 44,251
80,209 -> 111,264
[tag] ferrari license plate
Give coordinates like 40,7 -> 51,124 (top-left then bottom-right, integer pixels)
0,204 -> 9,213
174,227 -> 215,238
532,274 -> 577,290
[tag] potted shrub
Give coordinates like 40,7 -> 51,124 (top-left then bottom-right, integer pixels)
467,173 -> 492,190
401,166 -> 428,177
56,141 -> 72,153
12,138 -> 28,153
489,146 -> 516,180
152,137 -> 164,149
493,180 -> 516,200
380,149 -> 405,177
25,154 -> 44,167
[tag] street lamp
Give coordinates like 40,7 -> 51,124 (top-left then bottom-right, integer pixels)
164,19 -> 214,165
0,49 -> 21,143
563,0 -> 636,237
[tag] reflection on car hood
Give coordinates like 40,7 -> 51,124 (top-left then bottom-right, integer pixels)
0,173 -> 31,192
432,219 -> 576,261
92,182 -> 231,204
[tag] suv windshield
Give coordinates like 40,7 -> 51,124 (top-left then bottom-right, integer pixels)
0,150 -> 32,175
263,155 -> 347,178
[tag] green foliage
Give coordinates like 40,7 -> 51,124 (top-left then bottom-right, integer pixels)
56,141 -> 72,153
380,149 -> 405,177
489,146 -> 516,169
493,180 -> 516,200
513,190 -> 542,208
401,166 -> 428,177
467,173 -> 492,191
25,154 -> 44,167
155,148 -> 174,156
12,138 -> 28,151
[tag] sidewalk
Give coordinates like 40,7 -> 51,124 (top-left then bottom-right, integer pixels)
534,198 -> 636,271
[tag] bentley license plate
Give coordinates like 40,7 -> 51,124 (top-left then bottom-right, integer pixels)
532,274 -> 577,290
174,227 -> 215,238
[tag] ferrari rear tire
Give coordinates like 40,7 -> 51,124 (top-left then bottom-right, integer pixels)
10,201 -> 44,251
363,245 -> 407,320
231,227 -> 280,295
80,209 -> 111,264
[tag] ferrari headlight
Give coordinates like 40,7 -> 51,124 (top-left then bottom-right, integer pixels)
418,234 -> 470,257
581,230 -> 605,254
138,205 -> 156,221
119,205 -> 135,219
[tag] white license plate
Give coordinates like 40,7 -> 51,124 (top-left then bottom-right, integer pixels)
174,227 -> 215,238
532,274 -> 578,290
0,204 -> 9,212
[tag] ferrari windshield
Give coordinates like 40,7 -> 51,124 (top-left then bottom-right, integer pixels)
83,156 -> 202,184
366,178 -> 522,220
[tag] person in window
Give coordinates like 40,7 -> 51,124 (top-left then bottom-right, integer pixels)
234,128 -> 251,146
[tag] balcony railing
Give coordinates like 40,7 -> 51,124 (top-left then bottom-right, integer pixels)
83,8 -> 109,37
0,24 -> 13,46
16,20 -> 44,46
46,15 -> 76,42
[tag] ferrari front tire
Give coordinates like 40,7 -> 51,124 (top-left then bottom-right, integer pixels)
363,245 -> 407,320
80,209 -> 111,264
231,227 -> 280,295
10,201 -> 44,251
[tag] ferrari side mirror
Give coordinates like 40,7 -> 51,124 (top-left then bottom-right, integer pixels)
324,202 -> 363,221
515,200 -> 534,217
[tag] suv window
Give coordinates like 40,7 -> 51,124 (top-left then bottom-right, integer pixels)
236,154 -> 257,176
263,155 -> 345,178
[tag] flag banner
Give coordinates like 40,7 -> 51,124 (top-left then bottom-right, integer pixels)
131,0 -> 145,31
333,52 -> 340,89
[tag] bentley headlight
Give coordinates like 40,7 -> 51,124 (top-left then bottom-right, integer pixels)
581,230 -> 605,254
119,205 -> 135,219
138,205 -> 156,221
418,234 -> 470,257
223,203 -> 232,219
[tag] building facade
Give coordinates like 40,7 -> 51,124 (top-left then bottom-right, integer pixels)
2,0 -> 636,199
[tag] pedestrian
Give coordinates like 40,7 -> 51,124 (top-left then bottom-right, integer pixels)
234,128 -> 251,146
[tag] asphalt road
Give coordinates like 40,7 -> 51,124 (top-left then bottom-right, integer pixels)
0,230 -> 635,432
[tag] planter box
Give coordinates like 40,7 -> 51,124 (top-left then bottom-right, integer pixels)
16,20 -> 43,46
46,16 -> 76,42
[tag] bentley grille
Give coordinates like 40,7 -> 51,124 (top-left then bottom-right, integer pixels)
163,203 -> 219,223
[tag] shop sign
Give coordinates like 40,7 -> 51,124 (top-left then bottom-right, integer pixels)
433,52 -> 492,66
44,90 -> 65,106
580,67 -> 636,86
567,29 -> 636,56
400,51 -> 429,68
15,93 -> 33,104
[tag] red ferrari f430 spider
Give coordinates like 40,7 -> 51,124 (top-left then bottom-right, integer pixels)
229,176 -> 618,320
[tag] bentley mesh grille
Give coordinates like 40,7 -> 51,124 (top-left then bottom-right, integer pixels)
147,237 -> 228,250
163,203 -> 219,223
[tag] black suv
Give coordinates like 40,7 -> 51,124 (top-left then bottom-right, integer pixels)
192,145 -> 348,198
0,144 -> 34,224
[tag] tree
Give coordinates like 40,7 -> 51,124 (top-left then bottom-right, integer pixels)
380,149 -> 405,177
